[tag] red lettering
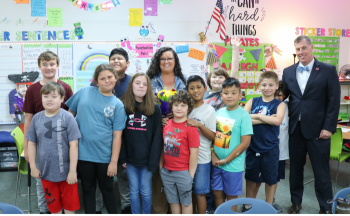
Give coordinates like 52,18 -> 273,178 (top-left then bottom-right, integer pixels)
251,63 -> 258,71
255,38 -> 259,46
245,38 -> 250,45
245,63 -> 251,70
240,63 -> 246,70
255,83 -> 259,90
249,38 -> 254,46
240,38 -> 246,46
248,83 -> 254,89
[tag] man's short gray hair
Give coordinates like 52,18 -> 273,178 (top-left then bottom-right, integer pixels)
294,35 -> 312,45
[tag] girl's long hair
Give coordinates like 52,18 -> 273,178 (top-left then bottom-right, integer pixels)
146,47 -> 186,83
121,73 -> 156,116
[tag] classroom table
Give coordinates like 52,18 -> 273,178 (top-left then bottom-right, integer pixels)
337,124 -> 350,140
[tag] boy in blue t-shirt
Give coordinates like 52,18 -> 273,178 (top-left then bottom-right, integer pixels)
243,71 -> 286,211
211,78 -> 253,211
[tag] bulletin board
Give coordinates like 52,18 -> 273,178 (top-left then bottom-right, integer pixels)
212,42 -> 274,106
310,36 -> 340,71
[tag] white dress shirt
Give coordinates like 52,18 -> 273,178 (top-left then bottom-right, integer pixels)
296,58 -> 315,95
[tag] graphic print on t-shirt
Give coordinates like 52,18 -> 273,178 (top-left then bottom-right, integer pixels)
44,120 -> 67,139
128,114 -> 147,127
204,97 -> 223,111
252,105 -> 272,116
214,116 -> 235,149
163,128 -> 183,157
104,105 -> 115,117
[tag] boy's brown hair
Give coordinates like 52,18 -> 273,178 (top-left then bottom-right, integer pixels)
206,67 -> 229,90
121,73 -> 156,116
40,82 -> 65,97
168,90 -> 195,114
259,71 -> 279,84
37,51 -> 60,67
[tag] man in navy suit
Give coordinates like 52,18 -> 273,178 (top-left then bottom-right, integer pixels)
282,35 -> 340,214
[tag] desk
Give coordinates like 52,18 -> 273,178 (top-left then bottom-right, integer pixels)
337,124 -> 350,140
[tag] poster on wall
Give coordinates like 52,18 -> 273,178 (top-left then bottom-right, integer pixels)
310,36 -> 340,71
212,42 -> 272,107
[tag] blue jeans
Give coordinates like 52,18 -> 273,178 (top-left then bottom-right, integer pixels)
125,164 -> 153,214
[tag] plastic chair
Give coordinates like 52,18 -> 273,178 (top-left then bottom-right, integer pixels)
330,128 -> 350,193
331,187 -> 350,214
0,202 -> 24,214
214,198 -> 277,214
11,127 -> 36,213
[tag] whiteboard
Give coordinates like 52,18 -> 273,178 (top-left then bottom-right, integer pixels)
73,43 -> 208,91
0,42 -> 209,127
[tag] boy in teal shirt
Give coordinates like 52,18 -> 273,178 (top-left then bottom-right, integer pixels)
211,78 -> 253,211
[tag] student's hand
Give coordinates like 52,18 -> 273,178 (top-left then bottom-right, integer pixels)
107,162 -> 118,177
189,171 -> 195,179
211,152 -> 220,166
31,167 -> 41,179
231,37 -> 241,49
67,171 -> 78,185
186,119 -> 202,128
162,117 -> 169,127
167,112 -> 174,119
122,163 -> 127,168
215,159 -> 225,167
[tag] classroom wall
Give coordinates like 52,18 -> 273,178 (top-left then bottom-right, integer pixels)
1,0 -> 349,131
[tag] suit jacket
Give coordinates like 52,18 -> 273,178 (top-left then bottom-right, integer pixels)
282,58 -> 340,139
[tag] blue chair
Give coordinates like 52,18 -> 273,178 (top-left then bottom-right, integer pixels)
332,187 -> 350,214
0,202 -> 24,214
214,198 -> 277,214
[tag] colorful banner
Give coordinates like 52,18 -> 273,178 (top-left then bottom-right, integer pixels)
67,0 -> 120,12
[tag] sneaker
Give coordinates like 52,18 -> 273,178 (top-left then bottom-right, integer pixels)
121,206 -> 132,214
242,204 -> 252,212
273,199 -> 283,213
205,210 -> 210,214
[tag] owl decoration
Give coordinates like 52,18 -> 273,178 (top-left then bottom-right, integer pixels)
139,25 -> 150,37
156,89 -> 177,116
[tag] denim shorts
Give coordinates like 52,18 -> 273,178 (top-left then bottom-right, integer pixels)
192,162 -> 211,194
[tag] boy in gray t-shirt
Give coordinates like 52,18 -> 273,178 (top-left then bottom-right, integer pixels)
27,82 -> 81,214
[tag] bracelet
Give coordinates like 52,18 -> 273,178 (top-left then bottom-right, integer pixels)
211,148 -> 214,151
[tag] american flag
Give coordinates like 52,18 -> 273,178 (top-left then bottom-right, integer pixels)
212,0 -> 226,40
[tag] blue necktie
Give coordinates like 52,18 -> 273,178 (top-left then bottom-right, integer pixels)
298,66 -> 310,73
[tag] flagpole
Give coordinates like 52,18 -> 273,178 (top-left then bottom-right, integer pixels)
204,16 -> 213,36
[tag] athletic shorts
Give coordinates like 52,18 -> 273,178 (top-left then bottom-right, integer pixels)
160,167 -> 193,206
211,166 -> 243,196
245,145 -> 279,185
41,178 -> 80,213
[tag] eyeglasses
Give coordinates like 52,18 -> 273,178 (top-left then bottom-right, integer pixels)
160,57 -> 174,63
